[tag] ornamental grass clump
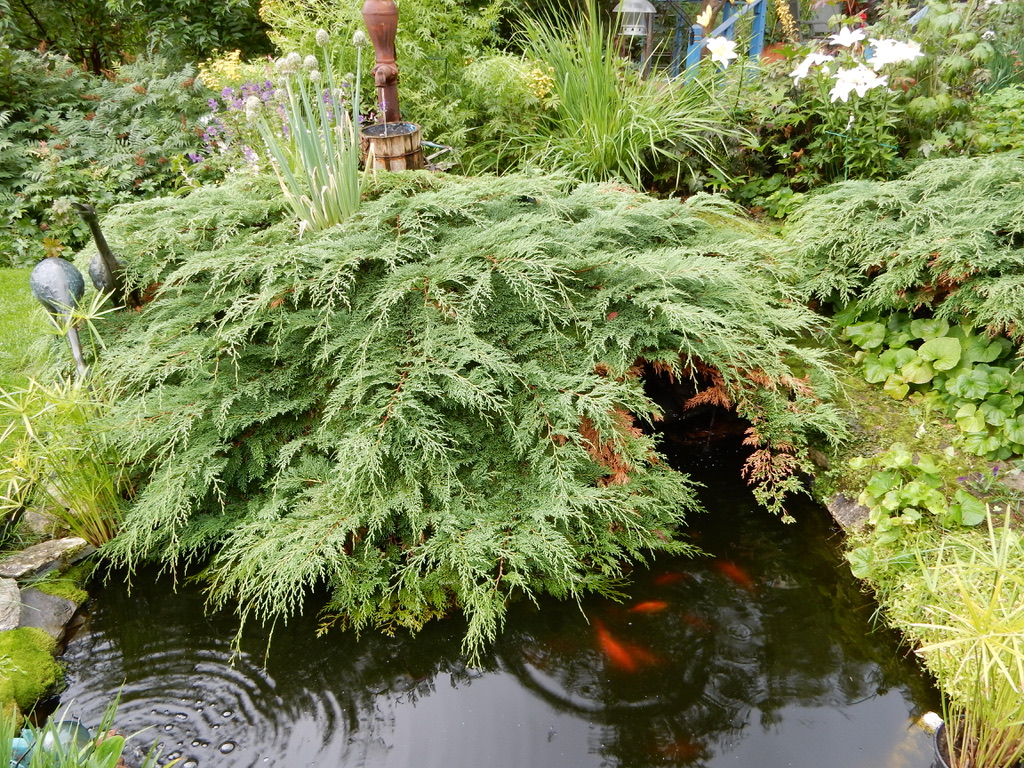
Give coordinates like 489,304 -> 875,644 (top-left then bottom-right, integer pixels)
514,0 -> 731,190
90,172 -> 845,655
0,376 -> 127,546
898,509 -> 1024,768
248,30 -> 364,234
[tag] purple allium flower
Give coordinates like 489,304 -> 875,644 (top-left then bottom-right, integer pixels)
207,98 -> 219,110
221,87 -> 234,99
187,152 -> 203,163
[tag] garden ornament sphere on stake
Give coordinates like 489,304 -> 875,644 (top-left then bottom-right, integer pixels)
28,256 -> 89,380
72,202 -> 138,310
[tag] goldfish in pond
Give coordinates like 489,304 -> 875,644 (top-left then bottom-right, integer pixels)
593,618 -> 636,672
630,600 -> 669,613
592,619 -> 659,671
626,644 -> 661,667
652,571 -> 686,586
714,560 -> 756,592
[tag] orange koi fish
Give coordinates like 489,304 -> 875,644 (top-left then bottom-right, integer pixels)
652,571 -> 685,586
630,600 -> 669,613
593,618 -> 637,672
627,644 -> 661,667
714,560 -> 756,592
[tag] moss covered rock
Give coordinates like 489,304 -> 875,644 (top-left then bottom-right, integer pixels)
34,561 -> 95,606
0,627 -> 61,714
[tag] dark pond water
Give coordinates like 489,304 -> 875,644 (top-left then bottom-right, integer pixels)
58,439 -> 939,768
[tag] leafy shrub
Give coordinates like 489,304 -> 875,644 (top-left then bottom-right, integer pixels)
89,171 -> 844,655
0,48 -> 96,266
459,54 -> 557,174
847,442 -> 988,549
842,311 -> 1024,459
787,153 -> 1024,342
0,53 -> 213,267
5,0 -> 270,72
705,0 -> 1024,210
868,0 -> 1013,141
961,84 -> 1024,153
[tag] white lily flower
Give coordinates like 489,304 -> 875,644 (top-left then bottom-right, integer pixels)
790,51 -> 833,84
867,38 -> 925,70
829,27 -> 866,47
696,5 -> 714,27
706,36 -> 739,66
829,64 -> 889,101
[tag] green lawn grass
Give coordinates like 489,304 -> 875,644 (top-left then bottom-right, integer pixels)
0,268 -> 46,392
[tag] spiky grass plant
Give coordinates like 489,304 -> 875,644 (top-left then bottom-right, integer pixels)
89,171 -> 844,656
877,508 -> 1024,768
250,32 -> 364,234
0,700 -> 171,768
514,0 -> 731,190
914,511 -> 1024,768
0,376 -> 127,546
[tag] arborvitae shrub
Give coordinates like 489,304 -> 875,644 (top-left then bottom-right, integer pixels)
91,171 -> 845,654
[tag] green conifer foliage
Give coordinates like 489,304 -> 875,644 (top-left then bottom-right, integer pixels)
787,154 -> 1024,342
92,172 -> 844,653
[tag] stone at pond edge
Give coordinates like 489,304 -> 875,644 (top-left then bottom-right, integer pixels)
21,505 -> 65,538
0,538 -> 95,580
827,494 -> 869,530
18,588 -> 78,643
0,579 -> 20,632
0,627 -> 60,715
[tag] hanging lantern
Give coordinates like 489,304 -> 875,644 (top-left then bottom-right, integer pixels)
613,0 -> 657,37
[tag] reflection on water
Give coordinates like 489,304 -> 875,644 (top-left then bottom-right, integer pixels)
59,440 -> 938,768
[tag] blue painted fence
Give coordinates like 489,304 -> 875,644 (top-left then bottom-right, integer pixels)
652,0 -> 769,78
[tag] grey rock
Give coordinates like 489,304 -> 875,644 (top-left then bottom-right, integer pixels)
0,538 -> 94,579
18,587 -> 78,642
0,578 -> 21,631
22,505 -> 63,537
827,494 -> 869,530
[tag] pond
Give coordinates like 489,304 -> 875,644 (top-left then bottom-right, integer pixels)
58,438 -> 938,768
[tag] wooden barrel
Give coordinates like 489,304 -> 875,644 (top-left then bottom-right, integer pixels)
361,122 -> 426,171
